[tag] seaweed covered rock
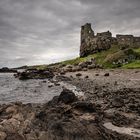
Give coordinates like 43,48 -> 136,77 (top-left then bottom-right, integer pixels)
15,69 -> 54,80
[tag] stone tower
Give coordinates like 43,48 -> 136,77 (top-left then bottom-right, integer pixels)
80,23 -> 95,57
81,23 -> 94,44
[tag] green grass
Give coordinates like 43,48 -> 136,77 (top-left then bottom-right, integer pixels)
134,48 -> 140,54
122,60 -> 140,69
61,45 -> 140,69
27,64 -> 48,70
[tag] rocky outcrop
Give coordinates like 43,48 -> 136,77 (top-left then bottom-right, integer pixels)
0,67 -> 17,73
0,89 -> 103,140
15,69 -> 54,80
0,86 -> 139,140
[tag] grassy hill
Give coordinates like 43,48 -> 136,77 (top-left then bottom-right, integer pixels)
60,46 -> 140,69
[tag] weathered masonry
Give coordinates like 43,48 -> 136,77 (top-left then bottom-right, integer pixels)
80,23 -> 140,57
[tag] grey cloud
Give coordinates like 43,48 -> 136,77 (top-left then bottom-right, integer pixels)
0,0 -> 139,68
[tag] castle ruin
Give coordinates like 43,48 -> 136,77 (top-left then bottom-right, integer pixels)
80,23 -> 140,57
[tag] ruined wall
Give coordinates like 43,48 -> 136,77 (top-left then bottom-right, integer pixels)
80,23 -> 140,57
134,37 -> 140,42
116,35 -> 134,46
80,23 -> 112,57
134,37 -> 140,46
116,35 -> 140,47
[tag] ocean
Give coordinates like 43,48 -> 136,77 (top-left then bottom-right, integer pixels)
0,73 -> 62,104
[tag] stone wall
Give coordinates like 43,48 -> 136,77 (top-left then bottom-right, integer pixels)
80,23 -> 140,57
116,35 -> 134,46
134,37 -> 140,46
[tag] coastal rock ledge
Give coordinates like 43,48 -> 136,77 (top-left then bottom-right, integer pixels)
0,88 -> 138,140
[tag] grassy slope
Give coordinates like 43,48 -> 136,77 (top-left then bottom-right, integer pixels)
122,48 -> 140,69
61,46 -> 140,69
122,60 -> 140,69
62,45 -> 119,65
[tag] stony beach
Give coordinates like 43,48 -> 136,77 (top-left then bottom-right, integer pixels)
0,69 -> 139,140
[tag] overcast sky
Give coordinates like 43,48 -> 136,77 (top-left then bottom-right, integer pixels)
0,0 -> 140,68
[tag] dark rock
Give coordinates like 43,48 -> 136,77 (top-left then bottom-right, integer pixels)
56,76 -> 71,82
48,84 -> 53,88
47,96 -> 59,107
66,65 -> 73,69
76,73 -> 82,77
112,97 -> 124,108
87,64 -> 96,69
17,69 -> 54,80
85,75 -> 89,79
36,111 -> 46,121
60,71 -> 65,75
72,101 -> 96,113
72,66 -> 82,72
42,80 -> 47,83
54,83 -> 60,86
58,89 -> 78,104
111,112 -> 131,127
78,62 -> 88,68
19,72 -> 30,80
70,75 -> 73,78
0,67 -> 17,73
114,81 -> 118,85
104,73 -> 109,76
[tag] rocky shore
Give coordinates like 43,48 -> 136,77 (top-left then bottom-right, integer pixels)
0,67 -> 17,73
0,68 -> 140,140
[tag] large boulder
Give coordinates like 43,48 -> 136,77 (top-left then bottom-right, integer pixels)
58,88 -> 78,104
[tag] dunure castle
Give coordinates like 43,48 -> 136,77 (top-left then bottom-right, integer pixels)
80,23 -> 140,57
